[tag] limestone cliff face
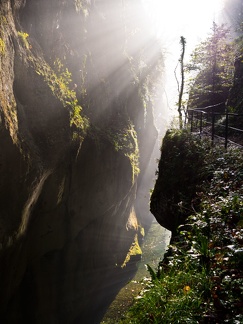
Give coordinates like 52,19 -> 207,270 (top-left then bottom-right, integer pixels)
0,0 -> 161,322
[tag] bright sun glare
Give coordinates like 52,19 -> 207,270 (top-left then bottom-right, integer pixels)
141,0 -> 226,117
143,0 -> 225,45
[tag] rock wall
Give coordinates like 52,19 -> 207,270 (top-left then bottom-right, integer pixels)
0,0 -> 162,322
150,130 -> 209,235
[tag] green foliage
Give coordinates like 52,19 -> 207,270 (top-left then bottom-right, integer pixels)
28,54 -> 89,136
139,225 -> 145,237
120,137 -> 243,323
52,58 -> 89,131
234,34 -> 243,58
89,118 -> 139,184
119,268 -> 208,323
187,23 -> 235,109
105,121 -> 140,183
0,37 -> 5,54
17,31 -> 30,49
0,15 -> 7,55
145,264 -> 157,282
121,234 -> 142,268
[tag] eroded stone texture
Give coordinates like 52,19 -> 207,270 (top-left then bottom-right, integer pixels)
0,0 -> 159,322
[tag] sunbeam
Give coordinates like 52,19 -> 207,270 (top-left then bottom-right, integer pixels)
1,0 -> 239,323
141,0 -> 226,121
142,0 -> 225,41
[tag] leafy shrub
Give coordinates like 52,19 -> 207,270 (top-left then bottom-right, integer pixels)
119,138 -> 243,323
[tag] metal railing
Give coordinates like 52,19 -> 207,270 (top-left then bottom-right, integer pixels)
186,104 -> 243,150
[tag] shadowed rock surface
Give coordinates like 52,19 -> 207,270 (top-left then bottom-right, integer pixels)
0,0 -> 162,322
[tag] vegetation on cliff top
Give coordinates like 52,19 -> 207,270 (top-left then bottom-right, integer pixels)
186,23 -> 236,110
115,130 -> 243,323
150,129 -> 212,234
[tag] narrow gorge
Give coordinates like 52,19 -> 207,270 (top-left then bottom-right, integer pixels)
1,0 -> 241,323
0,1 -> 163,322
